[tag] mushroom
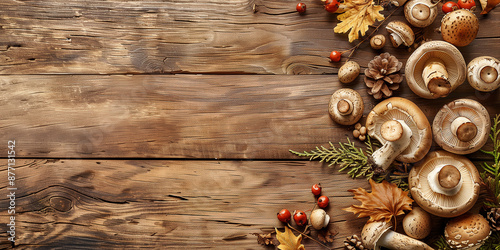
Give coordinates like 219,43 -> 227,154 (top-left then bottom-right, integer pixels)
433,99 -> 490,155
310,209 -> 330,230
386,21 -> 415,48
328,88 -> 364,126
405,41 -> 466,99
361,221 -> 434,250
339,61 -> 361,84
391,0 -> 407,6
370,34 -> 386,50
404,0 -> 438,28
409,150 -> 481,218
403,207 -> 432,240
467,56 -> 500,92
441,9 -> 479,47
445,213 -> 491,249
366,97 -> 432,171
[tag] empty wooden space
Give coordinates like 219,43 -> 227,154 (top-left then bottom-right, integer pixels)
0,0 -> 499,249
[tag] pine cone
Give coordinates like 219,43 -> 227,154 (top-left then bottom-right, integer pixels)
487,207 -> 500,231
344,234 -> 365,250
364,52 -> 403,99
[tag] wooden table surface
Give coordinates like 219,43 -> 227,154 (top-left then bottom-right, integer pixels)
0,0 -> 499,249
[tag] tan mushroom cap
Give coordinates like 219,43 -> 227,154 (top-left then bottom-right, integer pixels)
403,207 -> 432,240
366,97 -> 432,163
405,41 -> 466,99
361,221 -> 392,250
404,0 -> 438,28
339,61 -> 361,84
445,213 -> 491,249
441,9 -> 479,47
467,56 -> 500,92
433,99 -> 490,155
409,151 -> 481,218
328,88 -> 364,125
386,21 -> 415,47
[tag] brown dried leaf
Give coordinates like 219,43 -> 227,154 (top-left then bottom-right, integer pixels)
275,226 -> 305,250
318,228 -> 338,243
344,179 -> 413,223
252,232 -> 279,246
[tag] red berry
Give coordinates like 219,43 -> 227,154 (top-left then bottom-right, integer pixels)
329,50 -> 342,62
325,0 -> 340,13
457,0 -> 475,9
296,3 -> 306,13
277,209 -> 292,223
442,1 -> 460,13
317,196 -> 330,208
293,210 -> 308,226
311,183 -> 322,196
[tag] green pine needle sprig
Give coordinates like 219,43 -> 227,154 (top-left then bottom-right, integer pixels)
480,114 -> 500,208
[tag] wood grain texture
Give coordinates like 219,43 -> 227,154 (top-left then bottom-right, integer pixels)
0,0 -> 499,74
0,159 -> 378,249
1,74 -> 499,159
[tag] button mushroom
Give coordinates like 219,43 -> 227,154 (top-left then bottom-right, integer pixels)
370,34 -> 386,50
338,61 -> 361,84
386,21 -> 414,48
328,88 -> 364,126
309,209 -> 330,230
409,150 -> 481,218
405,41 -> 466,99
445,213 -> 491,249
467,56 -> 500,92
403,207 -> 432,240
441,9 -> 479,47
366,97 -> 432,171
361,221 -> 434,250
391,0 -> 407,7
404,0 -> 438,28
433,98 -> 490,155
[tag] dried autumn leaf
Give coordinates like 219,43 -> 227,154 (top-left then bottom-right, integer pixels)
334,0 -> 384,42
275,226 -> 305,250
343,179 -> 413,223
318,228 -> 338,243
252,232 -> 279,246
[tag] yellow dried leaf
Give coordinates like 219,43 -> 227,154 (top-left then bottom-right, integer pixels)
275,226 -> 305,250
334,0 -> 384,42
343,179 -> 413,223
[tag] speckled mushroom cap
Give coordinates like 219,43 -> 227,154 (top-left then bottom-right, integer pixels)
386,21 -> 415,47
405,41 -> 466,99
328,88 -> 364,125
366,97 -> 432,163
409,151 -> 481,218
433,99 -> 490,155
403,207 -> 432,240
441,9 -> 479,47
467,56 -> 500,92
444,213 -> 491,249
361,221 -> 392,250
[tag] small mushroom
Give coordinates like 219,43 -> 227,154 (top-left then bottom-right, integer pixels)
403,207 -> 432,239
366,97 -> 432,171
386,21 -> 415,48
433,99 -> 490,155
409,150 -> 481,217
444,213 -> 491,249
404,0 -> 438,28
370,34 -> 386,50
391,0 -> 407,6
405,41 -> 466,99
361,221 -> 434,250
441,9 -> 479,47
467,56 -> 500,92
338,61 -> 361,84
310,209 -> 330,230
328,88 -> 364,126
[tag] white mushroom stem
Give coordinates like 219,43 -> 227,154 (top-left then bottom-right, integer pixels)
371,120 -> 412,170
427,164 -> 463,196
422,58 -> 451,97
377,230 -> 434,250
337,99 -> 353,115
450,116 -> 477,142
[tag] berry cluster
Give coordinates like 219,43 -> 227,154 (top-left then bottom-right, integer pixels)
442,0 -> 476,13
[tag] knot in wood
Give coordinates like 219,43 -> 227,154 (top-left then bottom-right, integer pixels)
49,196 -> 73,212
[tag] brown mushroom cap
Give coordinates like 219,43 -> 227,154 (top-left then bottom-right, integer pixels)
467,56 -> 500,92
404,0 -> 438,28
441,9 -> 479,47
445,213 -> 491,249
366,97 -> 432,163
361,221 -> 392,250
370,34 -> 386,50
328,88 -> 364,125
403,207 -> 432,240
386,21 -> 414,47
405,41 -> 466,99
339,61 -> 361,84
433,99 -> 490,155
409,150 -> 481,217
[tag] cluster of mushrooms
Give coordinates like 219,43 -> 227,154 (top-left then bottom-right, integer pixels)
326,1 -> 500,250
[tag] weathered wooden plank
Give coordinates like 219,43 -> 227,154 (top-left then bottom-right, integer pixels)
1,74 -> 499,159
0,159 -> 378,249
0,0 -> 499,74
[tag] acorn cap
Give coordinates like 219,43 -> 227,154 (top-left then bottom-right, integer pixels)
445,213 -> 491,249
405,41 -> 466,99
328,88 -> 364,125
409,151 -> 481,217
441,9 -> 479,47
432,99 -> 490,155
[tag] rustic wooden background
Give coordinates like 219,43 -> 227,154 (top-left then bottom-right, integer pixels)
0,0 -> 499,249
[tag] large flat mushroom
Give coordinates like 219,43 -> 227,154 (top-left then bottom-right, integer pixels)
433,99 -> 490,155
366,97 -> 432,171
409,150 -> 481,218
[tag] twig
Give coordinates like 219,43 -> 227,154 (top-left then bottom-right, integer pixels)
287,224 -> 332,250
